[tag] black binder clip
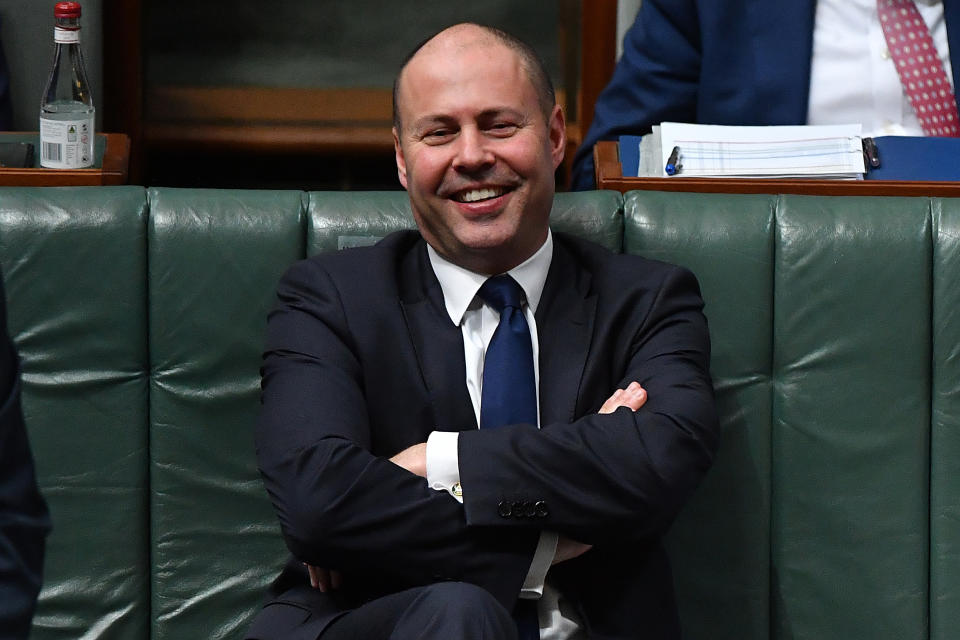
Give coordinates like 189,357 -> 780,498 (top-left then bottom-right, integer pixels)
862,137 -> 881,170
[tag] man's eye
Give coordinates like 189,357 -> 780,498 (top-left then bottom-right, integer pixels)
489,123 -> 518,136
424,130 -> 454,142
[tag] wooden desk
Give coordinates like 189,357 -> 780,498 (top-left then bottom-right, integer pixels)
0,133 -> 130,186
594,140 -> 960,196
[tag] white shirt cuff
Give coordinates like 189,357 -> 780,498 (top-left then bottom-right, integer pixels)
427,430 -> 552,597
520,531 -> 557,598
426,431 -> 462,502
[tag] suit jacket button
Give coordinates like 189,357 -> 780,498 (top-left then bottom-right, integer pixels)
535,501 -> 549,517
523,501 -> 537,517
498,501 -> 512,518
512,501 -> 524,518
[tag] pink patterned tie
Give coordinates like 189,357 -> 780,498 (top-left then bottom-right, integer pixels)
877,0 -> 960,136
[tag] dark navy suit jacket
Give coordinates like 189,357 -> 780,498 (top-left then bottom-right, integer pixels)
571,0 -> 960,189
0,273 -> 51,637
250,231 -> 718,639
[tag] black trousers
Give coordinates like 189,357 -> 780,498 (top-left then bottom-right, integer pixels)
247,582 -> 520,640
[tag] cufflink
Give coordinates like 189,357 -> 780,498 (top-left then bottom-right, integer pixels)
451,482 -> 462,498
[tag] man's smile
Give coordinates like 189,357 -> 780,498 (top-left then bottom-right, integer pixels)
452,187 -> 509,203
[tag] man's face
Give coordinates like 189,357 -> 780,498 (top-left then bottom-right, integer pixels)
393,32 -> 566,275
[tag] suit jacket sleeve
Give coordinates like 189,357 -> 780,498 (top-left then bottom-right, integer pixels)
570,0 -> 702,190
255,255 -> 539,609
0,278 -> 50,637
458,258 -> 719,547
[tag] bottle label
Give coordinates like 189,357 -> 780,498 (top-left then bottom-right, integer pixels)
54,27 -> 80,44
40,115 -> 95,169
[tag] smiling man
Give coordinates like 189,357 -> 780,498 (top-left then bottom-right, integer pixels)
247,23 -> 718,640
392,25 -> 562,278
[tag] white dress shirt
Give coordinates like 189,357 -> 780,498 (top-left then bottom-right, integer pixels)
807,0 -> 952,136
424,231 -> 584,639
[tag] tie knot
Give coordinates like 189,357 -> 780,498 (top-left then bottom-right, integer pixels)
477,274 -> 525,312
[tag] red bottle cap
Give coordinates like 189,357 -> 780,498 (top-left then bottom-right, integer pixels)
54,2 -> 82,18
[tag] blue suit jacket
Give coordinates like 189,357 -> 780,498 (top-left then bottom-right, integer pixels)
571,0 -> 960,189
248,231 -> 719,639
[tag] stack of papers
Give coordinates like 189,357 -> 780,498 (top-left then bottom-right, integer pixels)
637,123 -> 866,179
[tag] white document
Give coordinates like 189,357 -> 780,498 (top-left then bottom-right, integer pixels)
656,122 -> 866,179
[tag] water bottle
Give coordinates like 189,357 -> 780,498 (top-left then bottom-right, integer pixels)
39,2 -> 94,169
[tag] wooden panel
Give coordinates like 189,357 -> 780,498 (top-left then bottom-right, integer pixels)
146,87 -> 394,124
0,134 -> 129,186
145,122 -> 394,154
578,0 -> 618,141
103,0 -> 143,183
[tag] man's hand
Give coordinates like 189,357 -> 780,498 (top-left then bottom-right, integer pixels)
305,564 -> 342,592
598,381 -> 647,414
553,382 -> 648,565
389,442 -> 428,477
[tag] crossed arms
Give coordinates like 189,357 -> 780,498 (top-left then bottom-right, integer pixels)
307,381 -> 650,591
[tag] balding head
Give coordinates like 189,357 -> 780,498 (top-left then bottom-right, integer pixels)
392,23 -> 556,134
388,21 -> 566,276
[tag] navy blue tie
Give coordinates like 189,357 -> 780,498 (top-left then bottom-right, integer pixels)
476,275 -> 539,640
477,275 -> 537,430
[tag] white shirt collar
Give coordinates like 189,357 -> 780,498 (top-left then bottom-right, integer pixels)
427,230 -> 554,326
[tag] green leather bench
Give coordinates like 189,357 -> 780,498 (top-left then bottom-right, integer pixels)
0,186 -> 956,640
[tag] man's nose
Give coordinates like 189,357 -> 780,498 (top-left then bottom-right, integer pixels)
452,128 -> 494,172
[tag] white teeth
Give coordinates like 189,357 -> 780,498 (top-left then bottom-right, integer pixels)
458,188 -> 503,203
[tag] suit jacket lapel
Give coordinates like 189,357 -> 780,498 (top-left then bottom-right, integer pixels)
536,238 -> 597,427
398,240 -> 477,432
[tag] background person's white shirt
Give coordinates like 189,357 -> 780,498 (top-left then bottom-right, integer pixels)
807,0 -> 952,135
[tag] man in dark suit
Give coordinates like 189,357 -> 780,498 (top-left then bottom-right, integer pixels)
249,23 -> 718,639
0,270 -> 51,637
571,0 -> 960,190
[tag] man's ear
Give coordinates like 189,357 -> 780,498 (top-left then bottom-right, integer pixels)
548,104 -> 567,171
393,127 -> 408,189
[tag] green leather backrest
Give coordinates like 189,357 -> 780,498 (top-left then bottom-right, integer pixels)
626,191 -> 940,640
771,195 -> 929,640
932,197 -> 960,640
0,187 -> 150,638
147,188 -> 304,639
626,192 -> 776,640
